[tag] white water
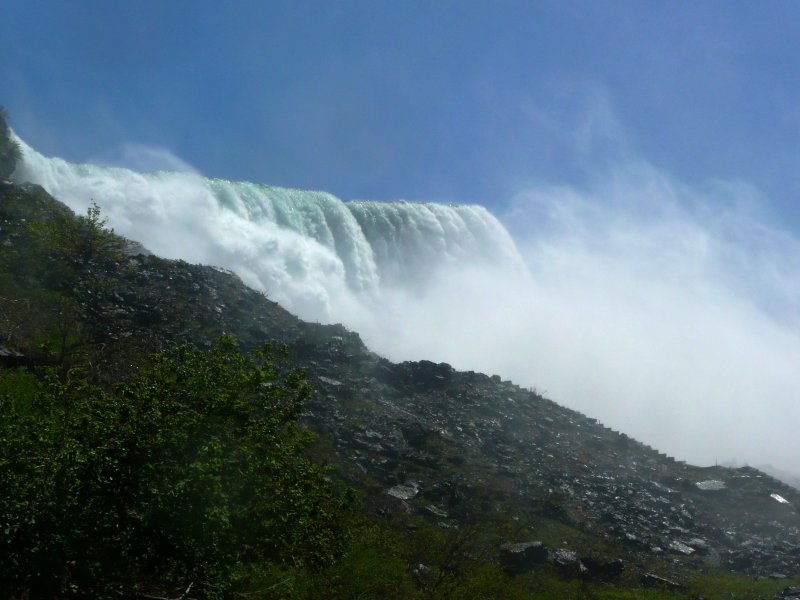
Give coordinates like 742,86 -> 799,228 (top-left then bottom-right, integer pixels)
12,137 -> 526,326
12,136 -> 800,477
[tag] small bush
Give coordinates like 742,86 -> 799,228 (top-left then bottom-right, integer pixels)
0,337 -> 353,599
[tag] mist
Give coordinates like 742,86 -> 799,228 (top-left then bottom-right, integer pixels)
11,137 -> 800,476
414,164 -> 800,475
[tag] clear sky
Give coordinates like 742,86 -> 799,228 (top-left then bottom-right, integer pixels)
3,1 -> 800,226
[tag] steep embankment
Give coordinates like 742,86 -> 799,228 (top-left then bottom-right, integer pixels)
3,180 -> 800,599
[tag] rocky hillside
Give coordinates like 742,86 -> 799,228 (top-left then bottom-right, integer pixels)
3,180 -> 800,599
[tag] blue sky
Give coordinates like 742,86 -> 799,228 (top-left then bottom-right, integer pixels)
4,1 -> 800,225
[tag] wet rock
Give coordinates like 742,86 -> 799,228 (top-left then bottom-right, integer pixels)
420,481 -> 461,505
0,345 -> 26,367
499,465 -> 521,477
620,532 -> 645,548
695,480 -> 726,491
378,445 -> 401,459
580,557 -> 625,579
640,573 -> 686,591
668,540 -> 695,556
685,537 -> 709,555
598,510 -> 622,524
387,482 -> 419,500
402,423 -> 432,448
405,452 -> 441,468
542,500 -> 572,524
552,549 -> 587,576
500,541 -> 548,573
421,505 -> 449,520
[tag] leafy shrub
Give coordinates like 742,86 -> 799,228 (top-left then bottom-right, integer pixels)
289,521 -> 412,600
0,337 -> 352,599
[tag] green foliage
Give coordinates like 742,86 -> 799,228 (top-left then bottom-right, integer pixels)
687,571 -> 800,599
0,337 -> 352,599
0,190 -> 151,382
10,198 -> 132,291
0,105 -> 22,179
288,521 -> 413,600
285,519 -> 522,600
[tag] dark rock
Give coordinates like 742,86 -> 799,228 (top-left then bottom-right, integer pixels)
500,541 -> 548,573
420,505 -> 448,521
552,549 -> 587,576
598,510 -> 622,524
0,346 -> 27,367
405,452 -> 440,468
640,573 -> 686,591
420,481 -> 461,505
580,557 -> 625,579
386,482 -> 418,500
499,465 -> 521,477
402,423 -> 431,448
685,537 -> 709,555
542,500 -> 572,524
695,480 -> 726,492
621,532 -> 644,548
667,540 -> 695,555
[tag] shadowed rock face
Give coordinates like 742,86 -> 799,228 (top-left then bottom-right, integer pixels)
3,180 -> 800,588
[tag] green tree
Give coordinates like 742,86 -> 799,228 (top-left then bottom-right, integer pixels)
0,105 -> 22,179
0,337 -> 352,599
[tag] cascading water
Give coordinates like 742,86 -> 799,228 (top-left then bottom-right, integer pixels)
10,136 -> 528,328
10,134 -> 800,475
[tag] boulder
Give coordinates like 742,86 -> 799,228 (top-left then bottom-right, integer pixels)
552,549 -> 587,576
640,573 -> 686,591
0,345 -> 27,367
420,505 -> 449,521
580,557 -> 625,579
667,540 -> 695,556
387,482 -> 418,501
499,541 -> 548,573
695,480 -> 726,491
